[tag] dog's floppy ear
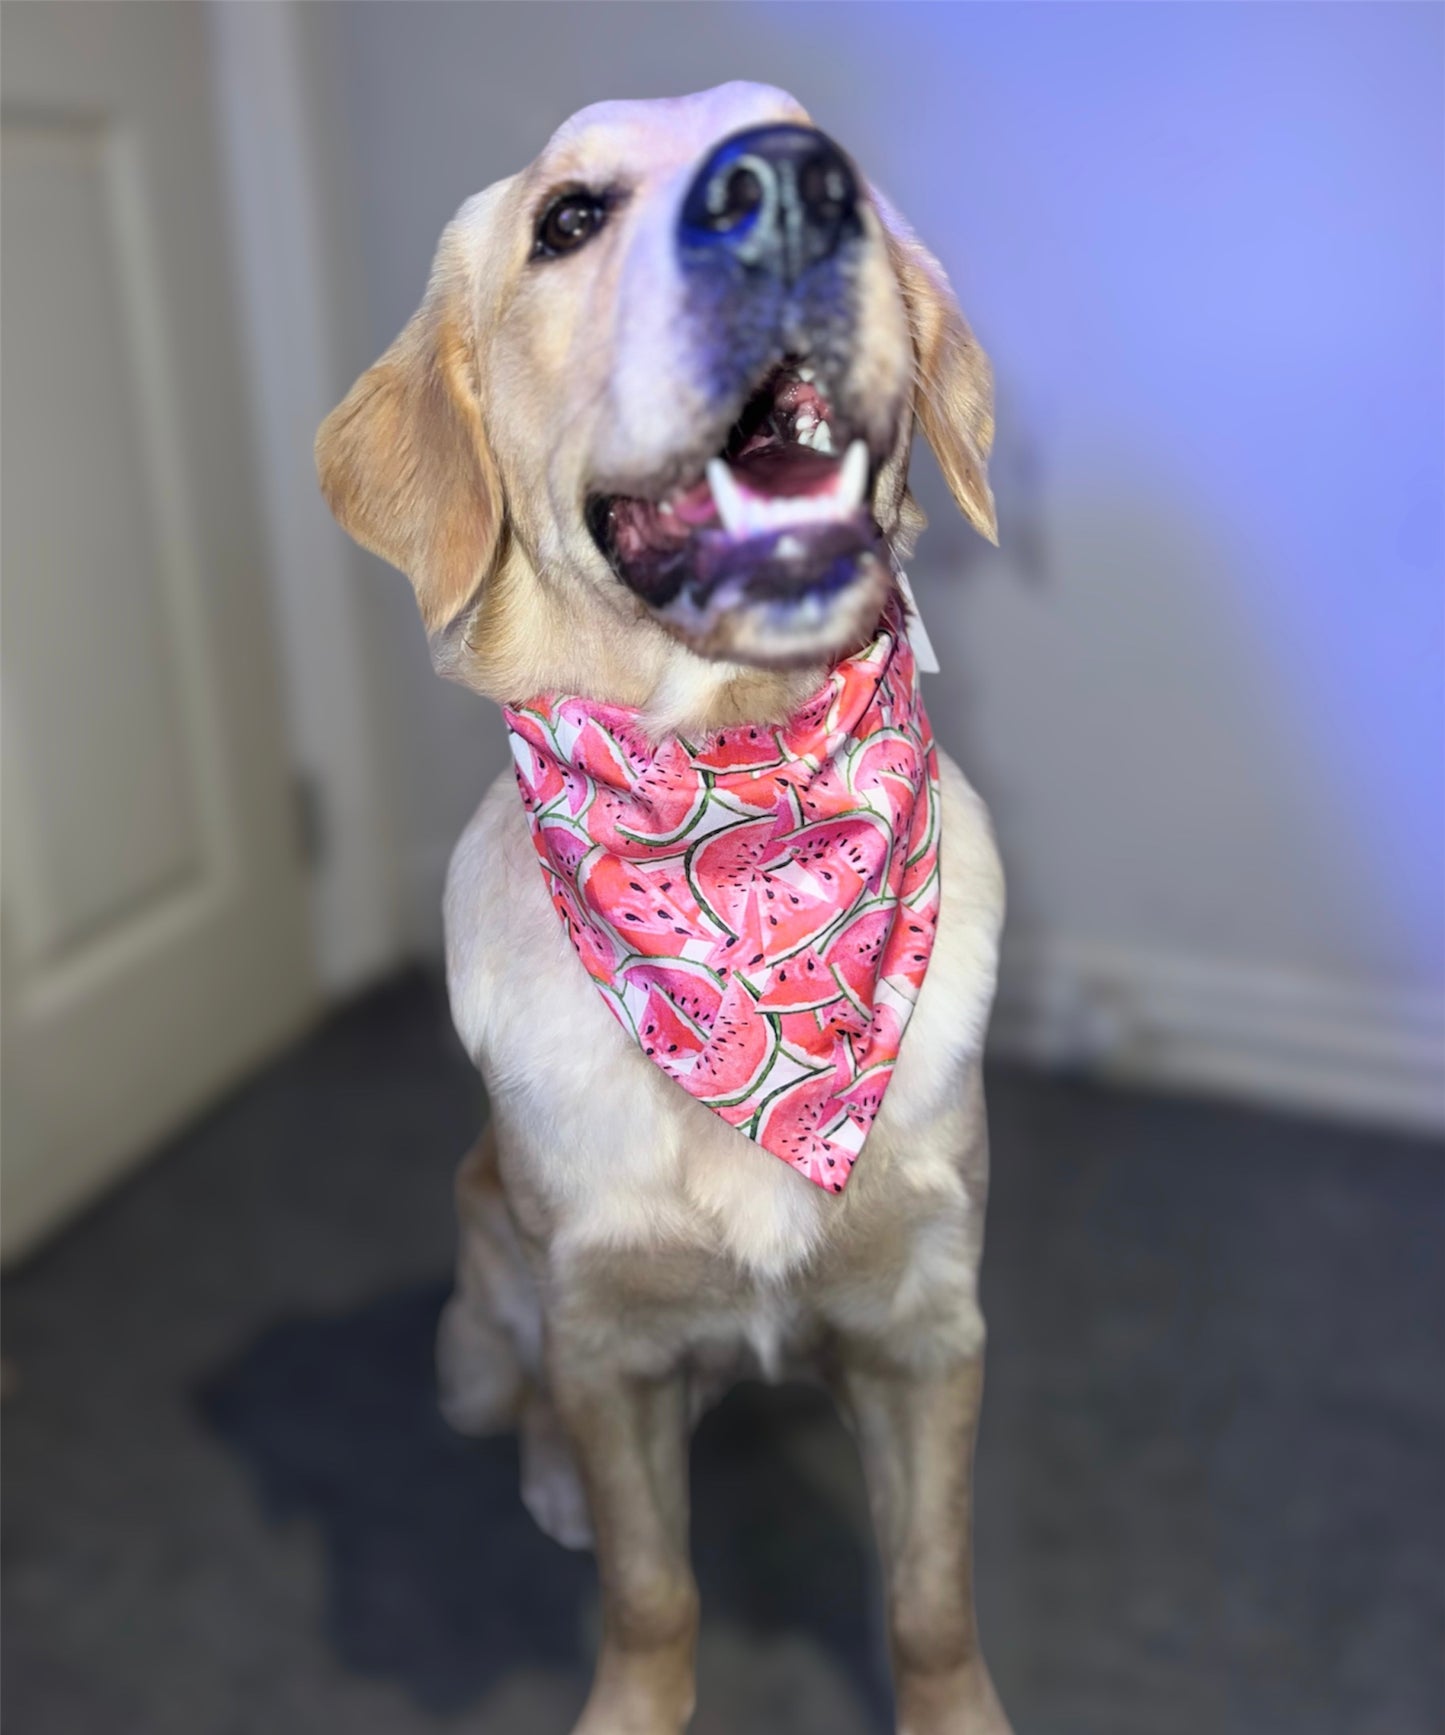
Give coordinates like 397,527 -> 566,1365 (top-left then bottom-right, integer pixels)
316,224 -> 503,638
876,195 -> 998,545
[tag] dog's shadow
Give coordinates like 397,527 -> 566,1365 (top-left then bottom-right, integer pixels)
197,1283 -> 892,1724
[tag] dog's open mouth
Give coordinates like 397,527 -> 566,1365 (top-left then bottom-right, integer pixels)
587,363 -> 890,665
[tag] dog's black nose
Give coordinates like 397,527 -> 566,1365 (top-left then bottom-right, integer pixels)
679,125 -> 861,284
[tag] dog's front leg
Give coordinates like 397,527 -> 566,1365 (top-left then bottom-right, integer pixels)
549,1339 -> 697,1735
842,1351 -> 1012,1735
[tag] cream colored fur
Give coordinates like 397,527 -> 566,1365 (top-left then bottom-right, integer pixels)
320,82 -> 1011,1735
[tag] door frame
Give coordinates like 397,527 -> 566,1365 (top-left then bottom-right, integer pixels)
207,0 -> 401,998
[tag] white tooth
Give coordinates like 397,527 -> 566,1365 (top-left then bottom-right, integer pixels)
659,500 -> 675,516
777,534 -> 804,559
796,365 -> 817,383
839,439 -> 868,510
706,458 -> 748,535
812,422 -> 836,456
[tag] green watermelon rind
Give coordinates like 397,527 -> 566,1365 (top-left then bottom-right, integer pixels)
637,984 -> 713,1051
904,773 -> 939,870
691,1016 -> 780,1108
575,717 -> 650,788
619,955 -> 726,1026
903,856 -> 940,911
844,727 -> 917,800
829,958 -> 873,1024
682,815 -> 774,939
535,781 -> 597,830
746,1068 -> 849,1147
618,952 -> 726,994
837,1060 -> 892,1111
756,890 -> 874,969
509,704 -> 565,760
611,766 -> 711,848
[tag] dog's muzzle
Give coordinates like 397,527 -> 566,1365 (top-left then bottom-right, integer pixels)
586,123 -> 892,667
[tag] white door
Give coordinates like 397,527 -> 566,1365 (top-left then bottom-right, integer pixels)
1,2 -> 317,1261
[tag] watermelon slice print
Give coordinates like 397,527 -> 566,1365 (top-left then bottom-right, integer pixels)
619,956 -> 725,1029
686,983 -> 778,1108
502,602 -> 940,1194
754,1071 -> 864,1192
684,816 -> 843,956
692,726 -> 786,774
638,987 -> 709,1076
580,853 -> 706,957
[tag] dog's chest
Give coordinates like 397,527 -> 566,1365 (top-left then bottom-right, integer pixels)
444,751 -> 1003,1284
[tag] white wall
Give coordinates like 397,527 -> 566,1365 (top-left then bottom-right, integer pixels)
306,2 -> 1444,1127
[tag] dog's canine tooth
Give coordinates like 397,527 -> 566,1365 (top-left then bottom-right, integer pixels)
706,438 -> 868,541
813,423 -> 836,456
839,439 -> 868,509
706,458 -> 749,535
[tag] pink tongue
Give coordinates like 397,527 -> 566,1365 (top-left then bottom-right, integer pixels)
731,445 -> 841,498
669,478 -> 718,527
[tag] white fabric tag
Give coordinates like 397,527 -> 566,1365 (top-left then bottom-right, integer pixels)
892,560 -> 941,674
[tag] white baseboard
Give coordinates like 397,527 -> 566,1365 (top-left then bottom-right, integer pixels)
989,937 -> 1445,1135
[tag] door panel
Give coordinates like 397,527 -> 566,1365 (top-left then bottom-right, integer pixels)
2,3 -> 317,1261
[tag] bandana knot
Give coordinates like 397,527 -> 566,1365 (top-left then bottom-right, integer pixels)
504,613 -> 940,1193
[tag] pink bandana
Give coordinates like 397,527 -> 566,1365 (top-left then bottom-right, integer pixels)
503,611 -> 940,1193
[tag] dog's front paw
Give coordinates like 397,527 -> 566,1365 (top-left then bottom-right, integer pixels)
896,1659 -> 1014,1735
567,1663 -> 695,1735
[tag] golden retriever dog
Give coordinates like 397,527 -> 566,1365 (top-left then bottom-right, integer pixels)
318,82 -> 1010,1735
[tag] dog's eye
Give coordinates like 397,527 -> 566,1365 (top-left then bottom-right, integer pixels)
533,192 -> 608,259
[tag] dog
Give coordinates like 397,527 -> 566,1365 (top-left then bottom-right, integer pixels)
318,82 -> 1010,1735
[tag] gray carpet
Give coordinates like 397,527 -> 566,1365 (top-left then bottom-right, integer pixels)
3,973 -> 1441,1735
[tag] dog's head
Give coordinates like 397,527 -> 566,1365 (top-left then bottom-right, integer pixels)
318,83 -> 995,714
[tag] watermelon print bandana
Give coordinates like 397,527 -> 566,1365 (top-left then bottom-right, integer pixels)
503,611 -> 940,1194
